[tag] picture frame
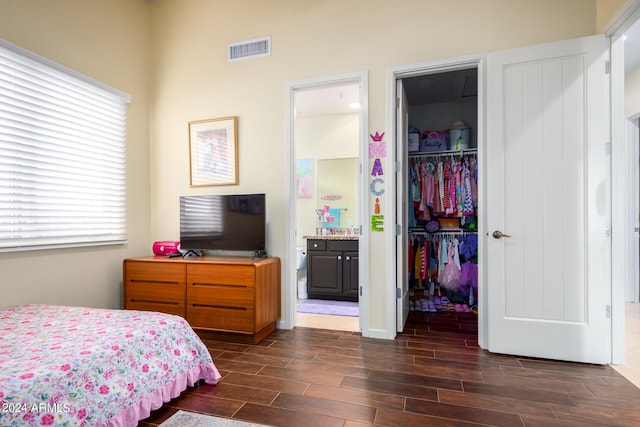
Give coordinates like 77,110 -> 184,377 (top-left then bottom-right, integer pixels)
188,116 -> 238,186
296,158 -> 312,198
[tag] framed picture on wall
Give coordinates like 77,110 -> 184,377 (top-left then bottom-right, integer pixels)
188,116 -> 238,186
296,158 -> 312,198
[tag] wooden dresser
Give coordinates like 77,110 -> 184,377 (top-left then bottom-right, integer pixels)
123,256 -> 280,344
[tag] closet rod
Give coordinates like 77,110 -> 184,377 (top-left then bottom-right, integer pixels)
408,148 -> 477,160
409,229 -> 477,237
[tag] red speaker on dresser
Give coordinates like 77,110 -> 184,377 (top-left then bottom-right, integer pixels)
152,241 -> 180,255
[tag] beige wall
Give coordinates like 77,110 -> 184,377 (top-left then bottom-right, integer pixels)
147,0 -> 598,332
3,0 -> 631,335
0,0 -> 151,309
597,0 -> 634,32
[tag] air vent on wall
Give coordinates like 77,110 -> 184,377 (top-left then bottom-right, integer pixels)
227,36 -> 271,62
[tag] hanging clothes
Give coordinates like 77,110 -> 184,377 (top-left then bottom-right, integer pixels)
407,232 -> 478,292
408,162 -> 418,228
407,152 -> 478,227
414,239 -> 423,289
407,151 -> 478,302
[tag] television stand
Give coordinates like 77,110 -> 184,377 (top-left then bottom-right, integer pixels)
123,255 -> 281,344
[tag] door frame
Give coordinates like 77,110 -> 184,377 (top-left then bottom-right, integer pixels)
626,117 -> 640,305
386,54 -> 486,347
607,0 -> 640,365
282,71 -> 370,335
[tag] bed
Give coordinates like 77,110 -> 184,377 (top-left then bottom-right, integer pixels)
0,304 -> 221,426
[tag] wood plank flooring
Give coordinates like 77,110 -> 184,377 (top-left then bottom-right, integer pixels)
139,311 -> 640,426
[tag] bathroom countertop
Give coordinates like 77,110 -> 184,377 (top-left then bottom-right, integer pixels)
303,235 -> 359,241
304,234 -> 360,240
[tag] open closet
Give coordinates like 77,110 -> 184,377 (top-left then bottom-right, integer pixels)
400,68 -> 479,321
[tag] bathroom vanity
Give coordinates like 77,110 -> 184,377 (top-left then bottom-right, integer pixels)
306,236 -> 358,302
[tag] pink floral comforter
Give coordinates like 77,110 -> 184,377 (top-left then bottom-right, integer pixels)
0,304 -> 221,427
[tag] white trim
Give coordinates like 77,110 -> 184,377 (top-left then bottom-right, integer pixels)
386,54 -> 485,344
279,81 -> 296,331
364,328 -> 393,340
607,0 -> 640,366
627,119 -> 640,304
282,71 -> 369,336
605,0 -> 640,37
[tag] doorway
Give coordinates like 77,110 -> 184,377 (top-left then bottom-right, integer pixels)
393,63 -> 482,342
391,35 -> 612,364
284,72 -> 369,334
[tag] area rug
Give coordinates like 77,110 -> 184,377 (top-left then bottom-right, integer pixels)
160,410 -> 271,427
296,299 -> 359,316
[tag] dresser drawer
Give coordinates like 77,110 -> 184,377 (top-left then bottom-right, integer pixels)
187,263 -> 255,287
187,282 -> 255,309
187,305 -> 254,332
124,283 -> 185,317
123,260 -> 186,317
124,260 -> 186,284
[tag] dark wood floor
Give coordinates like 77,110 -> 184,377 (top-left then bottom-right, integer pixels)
140,311 -> 640,426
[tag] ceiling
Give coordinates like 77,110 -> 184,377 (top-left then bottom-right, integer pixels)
402,69 -> 478,106
294,83 -> 361,118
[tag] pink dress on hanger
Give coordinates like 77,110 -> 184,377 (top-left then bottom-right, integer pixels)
418,162 -> 432,220
443,161 -> 451,215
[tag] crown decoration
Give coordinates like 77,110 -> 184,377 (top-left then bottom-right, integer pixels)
370,131 -> 385,142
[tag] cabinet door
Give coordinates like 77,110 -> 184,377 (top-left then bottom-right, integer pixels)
307,250 -> 343,297
344,251 -> 359,300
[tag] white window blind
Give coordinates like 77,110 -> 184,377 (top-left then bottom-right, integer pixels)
0,39 -> 131,252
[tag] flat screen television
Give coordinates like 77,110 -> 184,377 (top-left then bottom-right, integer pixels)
179,193 -> 266,253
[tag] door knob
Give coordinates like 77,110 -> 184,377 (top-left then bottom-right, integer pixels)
492,230 -> 511,239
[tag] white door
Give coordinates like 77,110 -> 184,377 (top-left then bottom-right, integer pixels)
396,79 -> 409,332
486,35 -> 611,363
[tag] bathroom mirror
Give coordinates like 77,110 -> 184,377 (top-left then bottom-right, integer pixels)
317,157 -> 358,228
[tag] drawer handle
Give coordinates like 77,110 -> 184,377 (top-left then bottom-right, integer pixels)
191,304 -> 247,311
130,299 -> 179,305
130,279 -> 180,285
337,255 -> 342,260
191,283 -> 248,289
313,243 -> 319,248
345,256 -> 350,261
